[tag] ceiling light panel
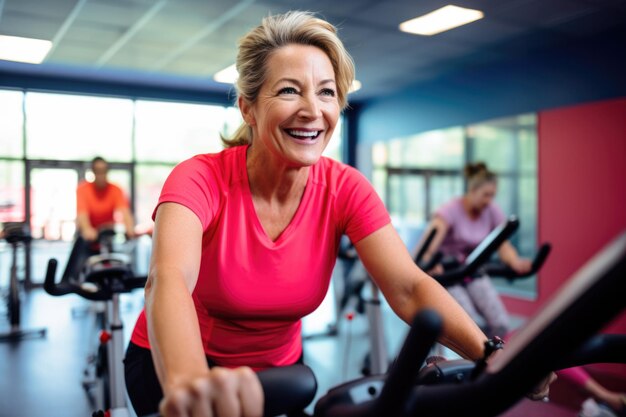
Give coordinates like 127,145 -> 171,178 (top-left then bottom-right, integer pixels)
0,35 -> 53,64
399,5 -> 484,36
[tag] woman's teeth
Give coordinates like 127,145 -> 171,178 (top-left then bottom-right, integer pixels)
286,129 -> 320,139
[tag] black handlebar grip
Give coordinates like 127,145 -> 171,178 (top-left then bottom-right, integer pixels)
372,309 -> 443,417
532,243 -> 551,270
126,276 -> 149,290
43,258 -> 60,296
556,334 -> 626,370
43,258 -> 110,301
414,227 -> 438,265
258,364 -> 318,416
419,252 -> 443,273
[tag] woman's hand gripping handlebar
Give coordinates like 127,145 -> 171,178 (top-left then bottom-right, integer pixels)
141,364 -> 318,417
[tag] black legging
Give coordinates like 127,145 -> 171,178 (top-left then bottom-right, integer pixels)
124,342 -> 305,417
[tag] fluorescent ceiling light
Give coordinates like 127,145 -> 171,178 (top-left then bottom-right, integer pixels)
399,5 -> 484,36
349,80 -> 362,94
214,64 -> 238,84
0,35 -> 52,64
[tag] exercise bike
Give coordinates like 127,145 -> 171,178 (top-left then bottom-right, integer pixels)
44,232 -> 147,417
312,229 -> 626,417
58,229 -> 130,397
143,228 -> 626,417
0,222 -> 47,342
361,216 -> 521,376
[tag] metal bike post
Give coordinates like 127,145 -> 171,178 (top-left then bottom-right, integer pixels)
9,241 -> 20,329
107,294 -> 130,417
366,281 -> 389,375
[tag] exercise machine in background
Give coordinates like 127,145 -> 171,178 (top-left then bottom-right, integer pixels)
45,231 -> 147,417
361,216 -> 521,376
0,222 -> 46,342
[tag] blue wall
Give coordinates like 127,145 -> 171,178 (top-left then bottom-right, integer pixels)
358,26 -> 626,144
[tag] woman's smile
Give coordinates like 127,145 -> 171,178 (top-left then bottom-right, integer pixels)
284,128 -> 323,144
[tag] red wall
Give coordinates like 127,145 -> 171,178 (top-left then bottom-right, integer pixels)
502,98 -> 626,376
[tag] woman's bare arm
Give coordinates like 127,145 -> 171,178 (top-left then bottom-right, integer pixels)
145,203 -> 263,416
145,202 -> 209,393
498,241 -> 532,273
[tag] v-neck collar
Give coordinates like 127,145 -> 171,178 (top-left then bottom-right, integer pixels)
239,145 -> 312,246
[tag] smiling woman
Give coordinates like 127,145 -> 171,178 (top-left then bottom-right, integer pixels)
222,10 -> 354,148
122,10 -> 529,417
240,44 -> 341,171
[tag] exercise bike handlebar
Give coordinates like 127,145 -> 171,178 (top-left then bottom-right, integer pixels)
3,221 -> 32,244
44,258 -> 146,301
405,230 -> 626,417
413,228 -> 444,273
403,331 -> 626,416
481,243 -> 552,280
316,310 -> 443,417
555,333 -> 626,370
138,230 -> 625,417
141,364 -> 319,417
152,330 -> 625,417
413,228 -> 436,265
313,230 -> 626,417
140,310 -> 442,417
415,332 -> 626,388
433,216 -> 520,287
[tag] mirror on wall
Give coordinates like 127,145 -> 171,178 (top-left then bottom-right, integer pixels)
370,114 -> 538,299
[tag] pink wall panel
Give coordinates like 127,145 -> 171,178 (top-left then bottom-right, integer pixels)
503,98 -> 626,377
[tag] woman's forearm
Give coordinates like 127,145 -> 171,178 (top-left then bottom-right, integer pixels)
498,241 -> 520,266
120,207 -> 135,237
76,213 -> 94,234
145,266 -> 209,394
396,274 -> 487,360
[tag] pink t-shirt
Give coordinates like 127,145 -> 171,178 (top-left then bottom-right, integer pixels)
435,197 -> 505,261
130,145 -> 390,369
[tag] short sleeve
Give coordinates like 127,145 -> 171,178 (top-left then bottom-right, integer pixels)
153,157 -> 216,230
76,183 -> 88,214
335,166 -> 390,243
434,198 -> 459,227
112,185 -> 129,209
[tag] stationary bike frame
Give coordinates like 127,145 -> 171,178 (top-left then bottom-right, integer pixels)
0,222 -> 46,342
45,244 -> 146,417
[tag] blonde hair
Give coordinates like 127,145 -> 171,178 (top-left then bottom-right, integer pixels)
222,10 -> 355,148
464,162 -> 497,191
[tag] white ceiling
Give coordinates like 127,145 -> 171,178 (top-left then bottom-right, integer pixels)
0,0 -> 625,101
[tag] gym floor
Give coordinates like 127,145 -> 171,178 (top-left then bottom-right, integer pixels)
0,261 -> 600,417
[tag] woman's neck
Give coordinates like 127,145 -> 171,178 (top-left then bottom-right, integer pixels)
246,145 -> 309,203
